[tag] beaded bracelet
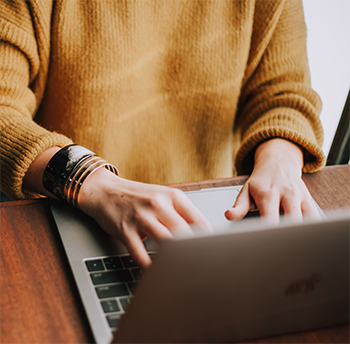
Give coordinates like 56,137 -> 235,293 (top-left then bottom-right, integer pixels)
43,144 -> 118,207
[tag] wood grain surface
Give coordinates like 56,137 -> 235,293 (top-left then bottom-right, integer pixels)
1,199 -> 94,344
1,165 -> 349,344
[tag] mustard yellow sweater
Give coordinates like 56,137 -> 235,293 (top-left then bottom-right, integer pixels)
0,0 -> 325,200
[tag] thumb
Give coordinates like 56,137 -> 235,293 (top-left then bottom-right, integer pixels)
225,183 -> 255,220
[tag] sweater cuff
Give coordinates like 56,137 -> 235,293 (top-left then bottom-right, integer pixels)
234,108 -> 326,175
1,116 -> 73,200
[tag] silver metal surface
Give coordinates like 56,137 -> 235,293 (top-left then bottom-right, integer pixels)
115,213 -> 349,343
51,186 -> 346,344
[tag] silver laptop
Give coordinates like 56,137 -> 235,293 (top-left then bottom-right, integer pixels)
51,185 -> 349,344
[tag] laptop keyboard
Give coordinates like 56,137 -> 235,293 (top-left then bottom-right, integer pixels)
85,253 -> 156,330
84,213 -> 259,331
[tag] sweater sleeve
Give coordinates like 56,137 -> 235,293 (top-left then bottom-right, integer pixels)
0,0 -> 72,200
233,0 -> 325,175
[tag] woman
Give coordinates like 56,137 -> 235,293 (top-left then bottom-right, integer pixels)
0,0 -> 325,268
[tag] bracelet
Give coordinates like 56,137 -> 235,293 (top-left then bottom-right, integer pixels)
43,145 -> 95,199
64,155 -> 118,208
43,145 -> 119,207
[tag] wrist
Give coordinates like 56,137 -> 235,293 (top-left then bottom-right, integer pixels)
78,167 -> 123,215
254,138 -> 304,172
36,144 -> 119,207
23,146 -> 62,198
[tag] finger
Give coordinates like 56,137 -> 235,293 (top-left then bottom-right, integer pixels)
121,226 -> 152,269
172,192 -> 213,233
225,184 -> 251,220
301,198 -> 321,219
157,208 -> 197,239
280,195 -> 303,222
254,192 -> 280,223
139,216 -> 174,242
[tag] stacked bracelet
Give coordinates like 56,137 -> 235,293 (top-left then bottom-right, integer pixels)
43,144 -> 118,208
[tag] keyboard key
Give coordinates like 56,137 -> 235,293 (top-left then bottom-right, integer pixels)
96,284 -> 130,299
107,314 -> 122,328
131,268 -> 143,281
121,255 -> 138,268
90,270 -> 133,285
144,237 -> 158,251
244,210 -> 260,218
103,257 -> 123,270
149,253 -> 156,260
85,259 -> 105,272
127,282 -> 138,294
101,300 -> 120,313
120,298 -> 131,311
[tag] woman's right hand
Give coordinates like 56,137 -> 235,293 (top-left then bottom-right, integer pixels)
23,146 -> 212,269
78,167 -> 213,269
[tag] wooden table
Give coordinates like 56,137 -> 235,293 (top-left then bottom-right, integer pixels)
1,165 -> 349,344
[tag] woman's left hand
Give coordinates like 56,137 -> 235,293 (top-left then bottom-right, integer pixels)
225,138 -> 320,222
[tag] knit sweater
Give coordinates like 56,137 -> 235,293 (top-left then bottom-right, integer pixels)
0,0 -> 325,200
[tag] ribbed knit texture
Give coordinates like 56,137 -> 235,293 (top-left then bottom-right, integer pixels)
0,0 -> 325,200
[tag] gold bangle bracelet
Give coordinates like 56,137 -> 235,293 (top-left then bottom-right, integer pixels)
63,155 -> 119,208
64,156 -> 99,202
65,156 -> 104,203
70,160 -> 111,208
